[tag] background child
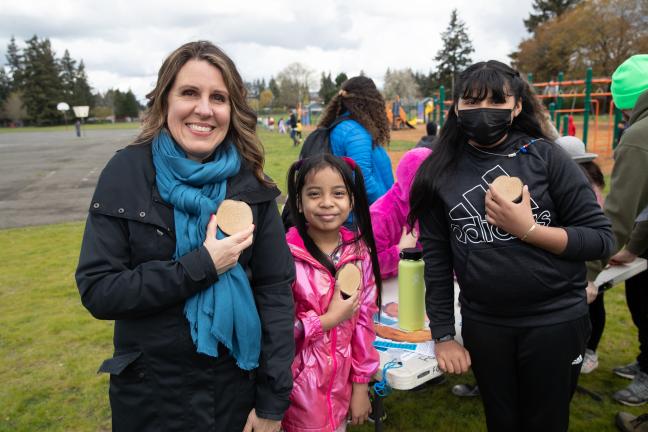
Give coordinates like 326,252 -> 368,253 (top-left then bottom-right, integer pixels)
370,147 -> 431,279
282,154 -> 382,432
415,121 -> 438,149
295,120 -> 303,144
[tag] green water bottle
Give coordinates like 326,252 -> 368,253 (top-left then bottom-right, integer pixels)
398,247 -> 425,331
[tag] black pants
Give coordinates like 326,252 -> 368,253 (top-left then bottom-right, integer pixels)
587,292 -> 606,352
462,315 -> 590,432
626,270 -> 648,372
109,344 -> 255,432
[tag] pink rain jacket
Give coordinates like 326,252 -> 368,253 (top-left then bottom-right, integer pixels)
282,227 -> 379,432
370,147 -> 432,279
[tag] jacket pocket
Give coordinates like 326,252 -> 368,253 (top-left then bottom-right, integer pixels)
101,352 -> 160,430
97,351 -> 142,375
127,221 -> 175,264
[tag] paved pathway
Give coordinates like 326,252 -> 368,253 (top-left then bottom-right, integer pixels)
0,129 -> 138,229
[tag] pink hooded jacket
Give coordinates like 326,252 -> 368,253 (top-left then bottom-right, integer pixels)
282,227 -> 379,432
370,147 -> 432,279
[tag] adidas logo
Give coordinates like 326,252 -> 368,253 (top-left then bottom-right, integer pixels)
572,354 -> 583,365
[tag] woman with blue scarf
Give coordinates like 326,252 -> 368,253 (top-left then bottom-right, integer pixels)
76,41 -> 295,432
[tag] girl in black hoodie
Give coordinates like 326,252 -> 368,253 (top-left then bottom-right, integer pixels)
409,60 -> 613,432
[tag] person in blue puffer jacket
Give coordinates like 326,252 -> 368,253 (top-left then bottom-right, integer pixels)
320,76 -> 394,203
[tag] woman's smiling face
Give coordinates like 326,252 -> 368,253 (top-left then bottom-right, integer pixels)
166,59 -> 231,162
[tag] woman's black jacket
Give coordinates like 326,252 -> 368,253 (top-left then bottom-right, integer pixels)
75,142 -> 295,429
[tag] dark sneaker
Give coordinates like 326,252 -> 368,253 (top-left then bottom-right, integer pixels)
614,371 -> 648,406
615,362 -> 641,380
452,383 -> 480,397
616,412 -> 648,432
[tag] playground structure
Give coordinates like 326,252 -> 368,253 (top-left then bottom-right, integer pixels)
386,101 -> 416,129
529,69 -> 622,154
415,68 -> 621,165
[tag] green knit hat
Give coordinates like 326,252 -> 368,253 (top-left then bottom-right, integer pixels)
612,54 -> 648,110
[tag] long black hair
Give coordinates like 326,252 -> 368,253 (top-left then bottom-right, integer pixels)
408,60 -> 548,227
286,154 -> 382,305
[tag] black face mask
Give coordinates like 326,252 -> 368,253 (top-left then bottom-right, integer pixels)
457,108 -> 513,146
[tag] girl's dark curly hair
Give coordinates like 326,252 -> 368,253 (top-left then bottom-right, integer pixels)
318,76 -> 390,147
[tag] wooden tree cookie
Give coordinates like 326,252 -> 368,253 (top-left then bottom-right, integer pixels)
336,263 -> 362,299
216,200 -> 253,236
491,175 -> 523,202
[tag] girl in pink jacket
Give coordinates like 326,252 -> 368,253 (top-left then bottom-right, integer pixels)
282,154 -> 382,432
370,147 -> 432,279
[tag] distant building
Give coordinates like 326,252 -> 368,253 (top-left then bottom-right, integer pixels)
306,102 -> 323,115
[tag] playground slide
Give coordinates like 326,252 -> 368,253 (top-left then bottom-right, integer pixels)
386,102 -> 415,129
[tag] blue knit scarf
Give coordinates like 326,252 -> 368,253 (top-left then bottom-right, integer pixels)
152,130 -> 261,370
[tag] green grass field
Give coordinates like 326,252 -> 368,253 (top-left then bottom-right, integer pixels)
0,127 -> 644,431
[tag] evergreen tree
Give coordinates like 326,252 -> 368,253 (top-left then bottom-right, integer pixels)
21,36 -> 63,124
0,68 -> 10,106
268,77 -> 280,99
59,49 -> 76,104
434,9 -> 474,93
318,72 -> 337,104
334,72 -> 348,88
114,89 -> 139,118
413,71 -> 438,97
124,90 -> 140,117
73,60 -> 94,107
524,0 -> 581,33
6,36 -> 23,90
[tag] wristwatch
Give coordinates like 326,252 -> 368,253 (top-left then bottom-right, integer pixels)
433,334 -> 454,343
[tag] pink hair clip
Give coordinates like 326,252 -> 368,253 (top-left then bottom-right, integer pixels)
341,156 -> 357,170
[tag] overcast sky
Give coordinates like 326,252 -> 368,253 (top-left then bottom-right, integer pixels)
0,0 -> 534,102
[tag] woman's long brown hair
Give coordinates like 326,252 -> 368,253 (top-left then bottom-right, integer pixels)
134,41 -> 269,185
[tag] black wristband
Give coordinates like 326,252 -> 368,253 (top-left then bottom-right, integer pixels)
433,334 -> 454,343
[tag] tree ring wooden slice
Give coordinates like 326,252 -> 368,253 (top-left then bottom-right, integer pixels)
491,175 -> 523,202
336,263 -> 362,298
216,200 -> 253,236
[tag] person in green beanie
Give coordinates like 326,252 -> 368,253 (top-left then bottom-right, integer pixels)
587,54 -> 648,409
611,54 -> 648,111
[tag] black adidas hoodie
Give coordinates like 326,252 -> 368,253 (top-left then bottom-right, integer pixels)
419,131 -> 614,338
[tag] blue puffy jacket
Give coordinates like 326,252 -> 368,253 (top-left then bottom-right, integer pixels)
330,117 -> 394,203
